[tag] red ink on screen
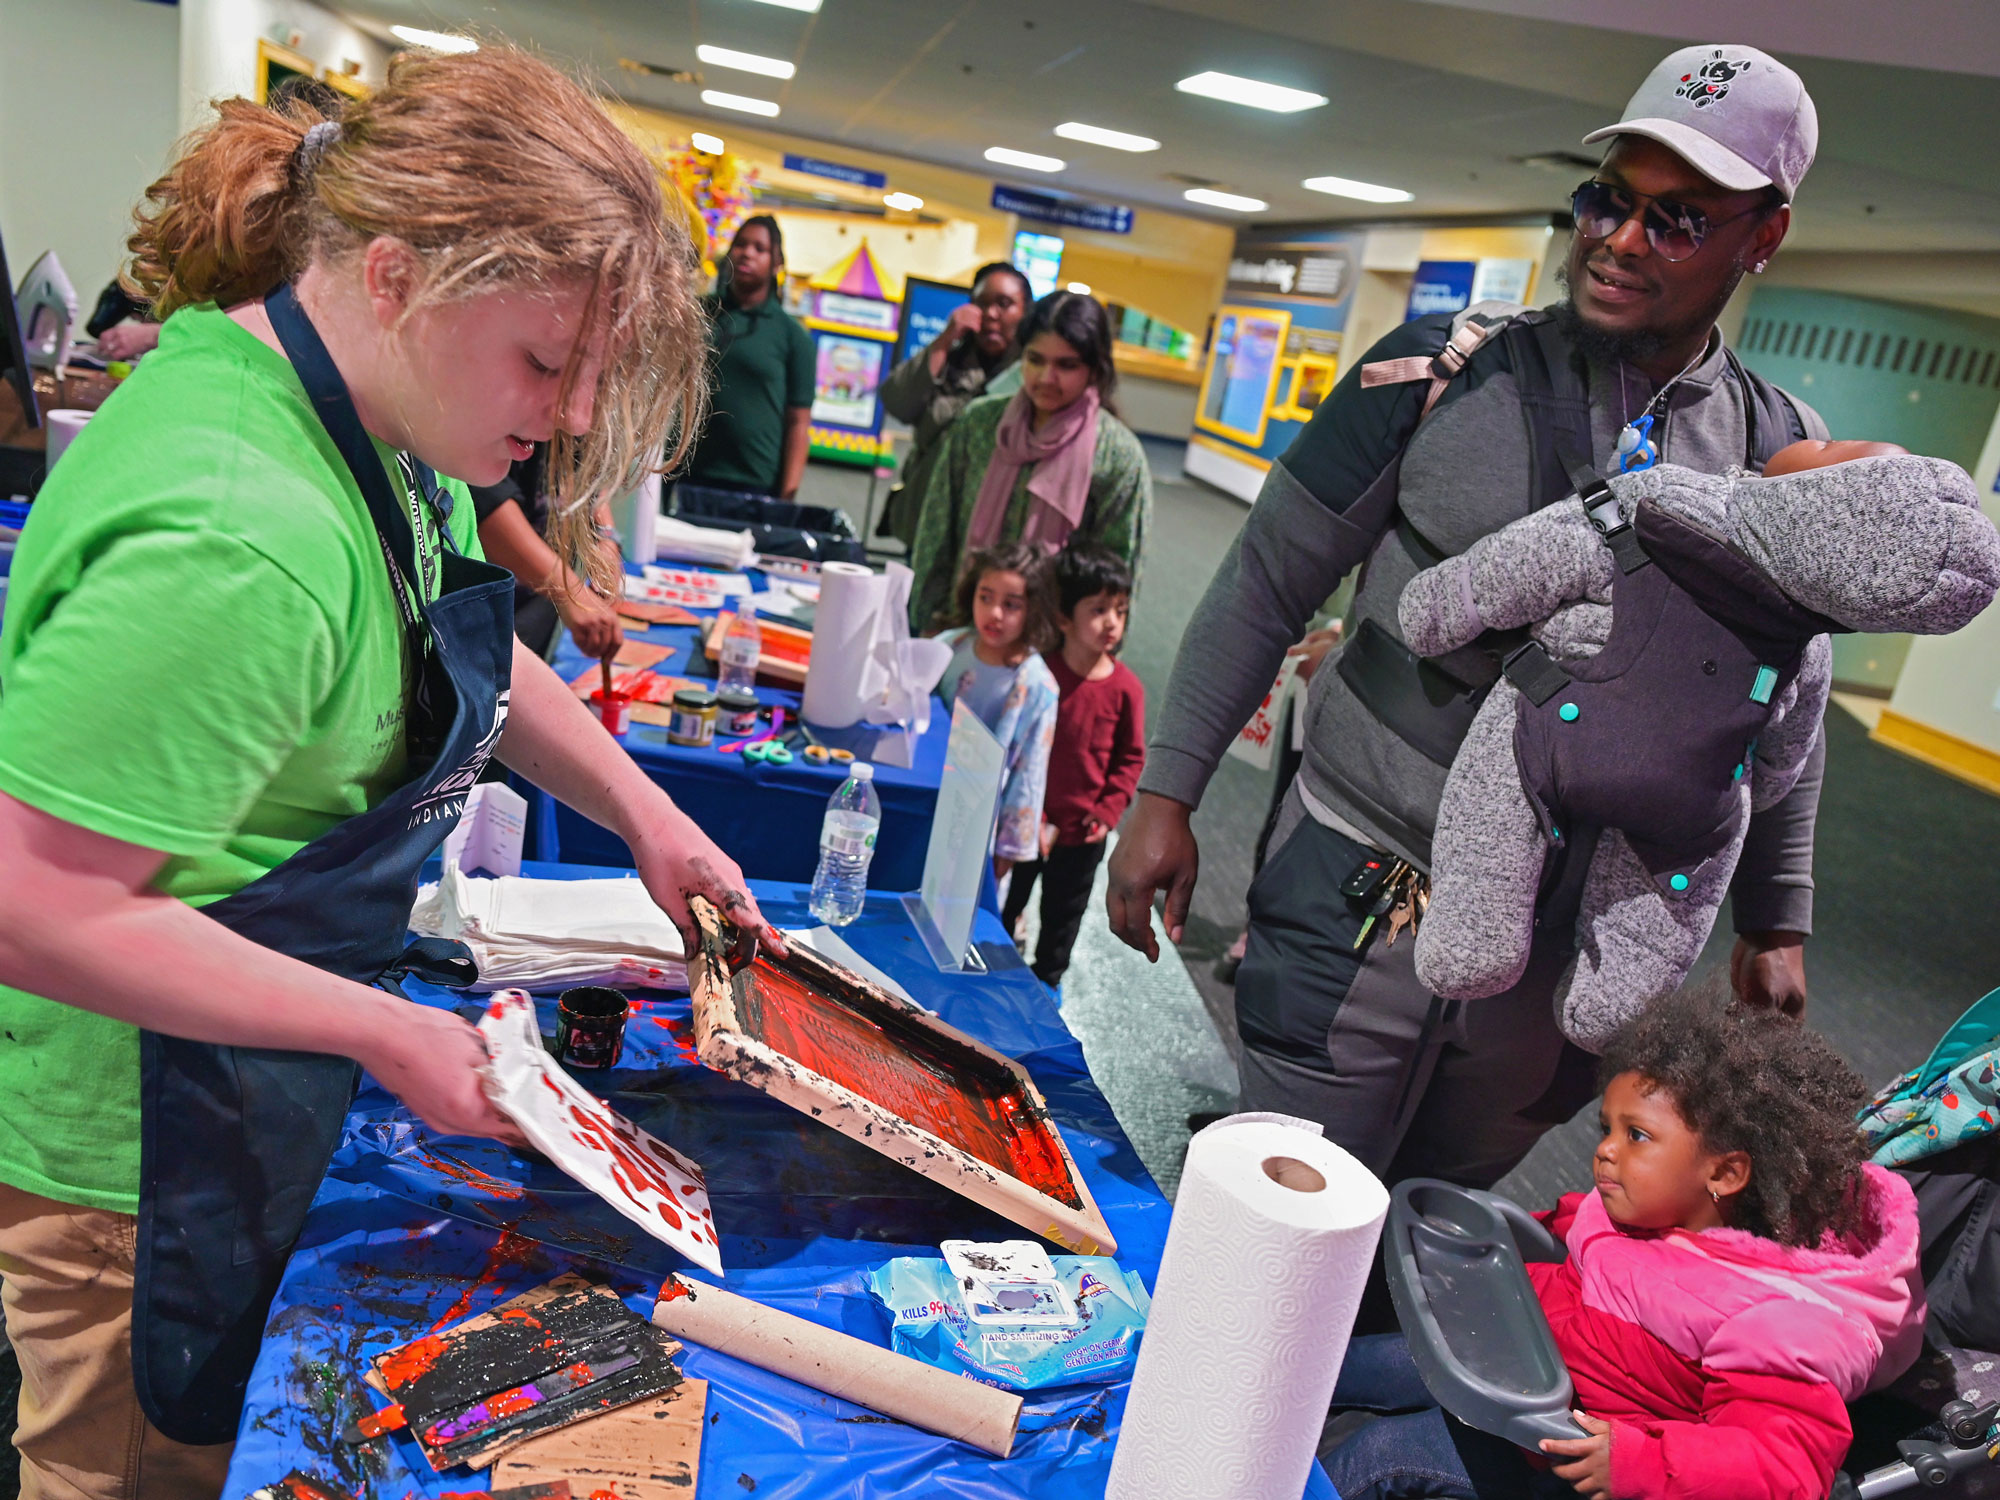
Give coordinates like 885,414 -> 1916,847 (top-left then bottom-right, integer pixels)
731,958 -> 1081,1207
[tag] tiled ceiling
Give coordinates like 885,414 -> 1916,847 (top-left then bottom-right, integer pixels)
338,0 -> 2000,251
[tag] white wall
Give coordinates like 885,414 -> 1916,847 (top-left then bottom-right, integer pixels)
179,0 -> 389,131
0,0 -> 180,308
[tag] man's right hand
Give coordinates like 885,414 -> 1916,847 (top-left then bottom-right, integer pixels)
1106,792 -> 1199,962
555,583 -> 626,660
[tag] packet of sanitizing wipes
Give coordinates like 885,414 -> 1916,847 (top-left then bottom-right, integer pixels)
867,1252 -> 1151,1391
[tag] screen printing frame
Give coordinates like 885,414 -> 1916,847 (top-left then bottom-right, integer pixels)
687,898 -> 1117,1255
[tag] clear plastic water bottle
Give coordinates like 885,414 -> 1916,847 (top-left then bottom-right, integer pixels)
808,764 -> 881,927
718,598 -> 762,695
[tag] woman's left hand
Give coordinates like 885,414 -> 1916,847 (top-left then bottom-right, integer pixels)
631,808 -> 786,970
1541,1412 -> 1614,1499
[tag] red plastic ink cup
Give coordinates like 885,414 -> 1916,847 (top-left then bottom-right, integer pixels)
591,689 -> 632,734
556,986 -> 629,1070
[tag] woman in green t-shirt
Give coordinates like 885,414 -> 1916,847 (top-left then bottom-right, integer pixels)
0,49 -> 776,1500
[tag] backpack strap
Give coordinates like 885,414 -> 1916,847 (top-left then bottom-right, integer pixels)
1359,304 -> 1517,419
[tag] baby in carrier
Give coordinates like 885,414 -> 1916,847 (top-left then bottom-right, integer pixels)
1322,986 -> 1925,1500
1399,441 -> 2000,1048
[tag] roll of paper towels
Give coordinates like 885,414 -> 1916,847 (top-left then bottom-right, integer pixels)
1107,1113 -> 1388,1500
46,409 -> 92,468
802,561 -> 886,729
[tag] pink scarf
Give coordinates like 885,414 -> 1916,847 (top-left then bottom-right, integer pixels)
967,388 -> 1100,552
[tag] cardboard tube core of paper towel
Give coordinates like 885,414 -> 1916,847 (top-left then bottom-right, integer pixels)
652,1276 -> 1021,1456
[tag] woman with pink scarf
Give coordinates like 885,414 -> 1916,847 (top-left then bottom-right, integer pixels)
908,291 -> 1151,634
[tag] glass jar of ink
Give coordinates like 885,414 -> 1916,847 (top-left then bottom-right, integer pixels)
668,687 -> 718,747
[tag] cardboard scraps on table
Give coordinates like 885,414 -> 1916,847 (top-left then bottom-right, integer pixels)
628,702 -> 677,729
363,1274 -> 684,1473
616,600 -> 699,628
613,640 -> 673,670
490,1482 -> 571,1500
490,1380 -> 707,1500
478,992 -> 723,1273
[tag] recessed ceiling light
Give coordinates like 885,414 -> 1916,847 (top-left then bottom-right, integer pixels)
883,191 -> 924,212
702,89 -> 780,117
1302,174 -> 1413,203
1184,187 -> 1267,212
696,44 -> 795,80
985,146 -> 1065,173
1053,122 -> 1160,153
1066,281 -> 1093,294
691,132 -> 726,154
390,25 -> 477,53
743,0 -> 821,9
1176,71 -> 1325,113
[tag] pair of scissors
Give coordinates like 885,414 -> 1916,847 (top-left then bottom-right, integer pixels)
795,720 -> 854,765
744,739 -> 794,765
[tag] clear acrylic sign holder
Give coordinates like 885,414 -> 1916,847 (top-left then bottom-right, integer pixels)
902,701 -> 1005,973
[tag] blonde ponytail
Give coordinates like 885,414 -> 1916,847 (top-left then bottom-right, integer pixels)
126,48 -> 708,593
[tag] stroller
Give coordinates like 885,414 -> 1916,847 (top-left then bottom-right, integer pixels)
1381,986 -> 2000,1499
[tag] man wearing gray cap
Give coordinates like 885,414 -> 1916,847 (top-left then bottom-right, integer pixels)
1109,46 -> 1829,1190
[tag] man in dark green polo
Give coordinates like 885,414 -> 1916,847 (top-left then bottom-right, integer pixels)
685,215 -> 816,499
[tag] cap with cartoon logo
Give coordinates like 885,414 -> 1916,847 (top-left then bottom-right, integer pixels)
1583,44 -> 1818,202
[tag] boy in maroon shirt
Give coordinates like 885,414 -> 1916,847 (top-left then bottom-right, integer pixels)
1001,544 -> 1146,987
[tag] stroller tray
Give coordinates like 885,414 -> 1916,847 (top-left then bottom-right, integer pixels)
1381,1179 -> 1586,1450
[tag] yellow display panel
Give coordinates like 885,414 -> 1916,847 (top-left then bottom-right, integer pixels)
1271,354 -> 1339,424
1194,304 -> 1293,449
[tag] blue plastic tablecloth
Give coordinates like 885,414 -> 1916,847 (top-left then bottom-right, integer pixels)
224,864 -> 1334,1499
539,583 -> 949,888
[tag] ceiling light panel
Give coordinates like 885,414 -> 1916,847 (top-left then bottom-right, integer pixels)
691,132 -> 726,154
742,0 -> 821,10
1301,174 -> 1413,203
702,89 -> 781,117
391,25 -> 477,52
1053,122 -> 1160,153
985,146 -> 1065,173
883,191 -> 924,211
1184,187 -> 1267,212
696,44 -> 795,80
1176,71 -> 1326,113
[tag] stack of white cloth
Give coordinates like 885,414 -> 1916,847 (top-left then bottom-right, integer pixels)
654,513 -> 756,570
410,866 -> 687,992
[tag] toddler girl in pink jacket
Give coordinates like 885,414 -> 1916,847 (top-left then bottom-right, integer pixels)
1324,987 -> 1925,1500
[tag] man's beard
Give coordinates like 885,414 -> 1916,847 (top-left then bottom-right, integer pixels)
1551,261 -> 1746,371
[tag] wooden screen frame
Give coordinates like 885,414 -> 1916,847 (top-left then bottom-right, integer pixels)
687,899 -> 1117,1254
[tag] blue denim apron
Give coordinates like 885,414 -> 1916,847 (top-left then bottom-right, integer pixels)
131,284 -> 516,1444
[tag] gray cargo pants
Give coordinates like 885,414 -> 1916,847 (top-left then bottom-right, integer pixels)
1233,787 -> 1599,1189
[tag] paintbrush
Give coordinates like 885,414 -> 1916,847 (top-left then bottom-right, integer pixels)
599,655 -> 615,701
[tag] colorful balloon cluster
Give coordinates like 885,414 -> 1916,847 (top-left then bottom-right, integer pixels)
658,140 -> 760,270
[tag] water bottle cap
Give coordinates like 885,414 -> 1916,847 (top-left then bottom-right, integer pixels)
848,762 -> 874,781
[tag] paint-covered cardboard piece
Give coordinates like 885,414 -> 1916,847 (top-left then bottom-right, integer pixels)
363,1274 -> 684,1472
490,1380 -> 707,1500
686,898 -> 1117,1256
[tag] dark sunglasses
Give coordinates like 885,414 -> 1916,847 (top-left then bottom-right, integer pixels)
1570,180 -> 1765,263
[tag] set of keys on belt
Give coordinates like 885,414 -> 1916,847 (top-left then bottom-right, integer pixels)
1340,854 -> 1430,951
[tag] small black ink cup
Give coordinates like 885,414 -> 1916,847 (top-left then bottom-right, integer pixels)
555,987 -> 629,1070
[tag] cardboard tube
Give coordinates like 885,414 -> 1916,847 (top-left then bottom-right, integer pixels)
651,1276 -> 1021,1457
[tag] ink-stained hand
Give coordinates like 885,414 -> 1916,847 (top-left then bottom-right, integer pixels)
1106,792 -> 1199,962
1731,931 -> 1807,1020
1541,1411 -> 1614,1499
631,809 -> 786,969
361,1006 -> 527,1146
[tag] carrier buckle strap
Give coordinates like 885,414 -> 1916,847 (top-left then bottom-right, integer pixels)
1560,450 -> 1652,576
1360,318 -> 1503,419
1502,641 -> 1572,707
